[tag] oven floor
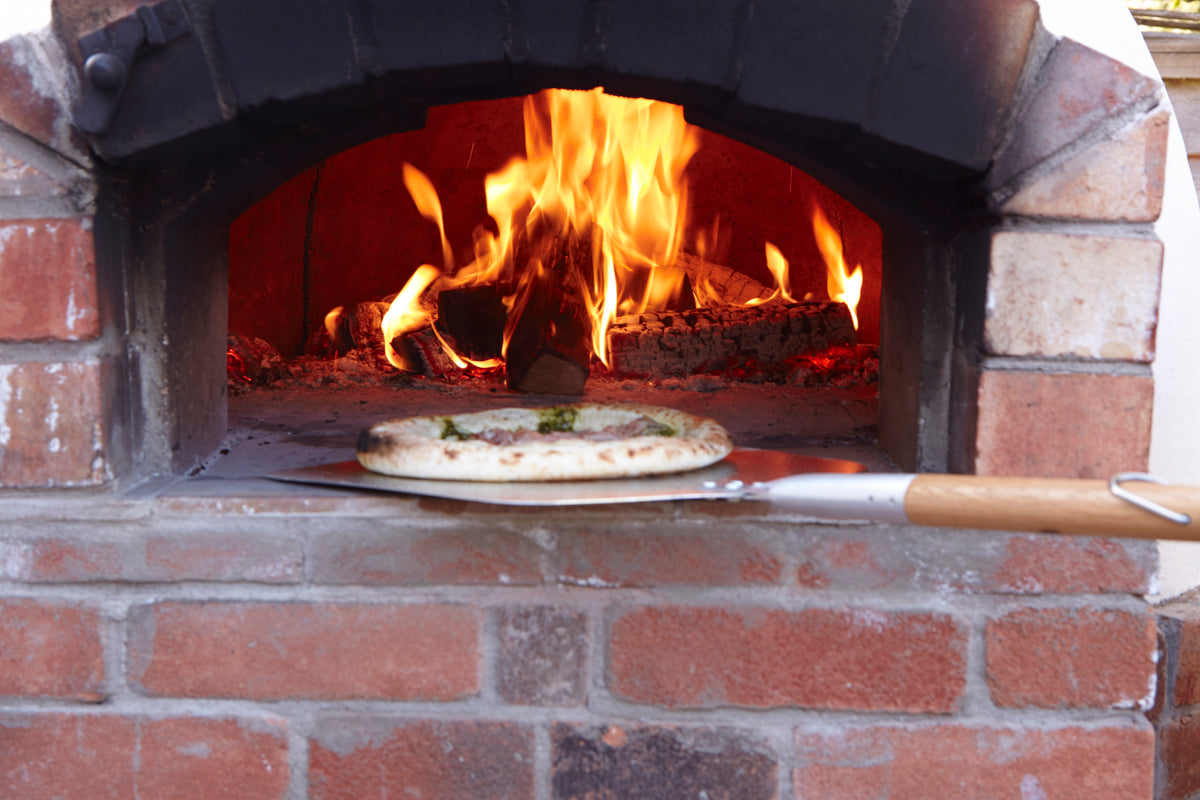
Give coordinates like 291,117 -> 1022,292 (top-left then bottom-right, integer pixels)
190,379 -> 890,490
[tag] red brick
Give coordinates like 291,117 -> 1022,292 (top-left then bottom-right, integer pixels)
0,713 -> 137,798
0,713 -> 288,800
974,370 -> 1153,478
0,37 -> 77,154
0,600 -> 103,700
992,535 -> 1155,594
137,717 -> 290,800
1158,709 -> 1200,800
608,606 -> 966,712
309,718 -> 533,800
0,218 -> 98,341
144,532 -> 303,583
496,606 -> 588,706
552,724 -> 777,800
794,722 -> 1154,800
0,535 -> 123,582
129,601 -> 479,700
1159,602 -> 1200,708
309,529 -> 544,585
794,537 -> 899,591
986,607 -> 1157,709
0,360 -> 107,487
228,166 -> 316,356
0,148 -> 69,197
1177,609 -> 1200,708
557,529 -> 782,587
0,532 -> 303,583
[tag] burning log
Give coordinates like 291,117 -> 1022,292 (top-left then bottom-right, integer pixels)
606,301 -> 855,379
676,252 -> 774,306
336,301 -> 392,367
504,235 -> 593,394
395,327 -> 459,377
435,285 -> 508,361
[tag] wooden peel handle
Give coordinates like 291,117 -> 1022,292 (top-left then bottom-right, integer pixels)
905,475 -> 1200,540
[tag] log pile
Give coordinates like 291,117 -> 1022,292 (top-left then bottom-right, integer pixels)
295,252 -> 858,391
605,301 -> 855,378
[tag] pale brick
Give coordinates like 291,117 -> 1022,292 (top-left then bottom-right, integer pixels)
1001,109 -> 1169,222
985,231 -> 1161,361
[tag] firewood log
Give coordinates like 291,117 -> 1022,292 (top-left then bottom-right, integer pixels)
674,252 -> 774,306
505,234 -> 593,394
395,327 -> 458,377
606,301 -> 855,378
435,284 -> 509,361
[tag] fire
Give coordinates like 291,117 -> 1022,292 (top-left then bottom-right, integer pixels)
367,88 -> 864,378
811,203 -> 863,330
381,264 -> 440,369
381,88 -> 700,369
745,242 -> 796,306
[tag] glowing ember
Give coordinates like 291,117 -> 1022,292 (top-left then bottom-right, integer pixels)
811,203 -> 863,330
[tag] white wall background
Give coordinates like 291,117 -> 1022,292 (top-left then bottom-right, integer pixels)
1041,0 -> 1200,600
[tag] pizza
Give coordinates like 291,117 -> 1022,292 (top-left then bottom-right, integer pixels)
356,403 -> 733,481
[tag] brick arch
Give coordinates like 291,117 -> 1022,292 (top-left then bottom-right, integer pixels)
79,0 -> 1046,178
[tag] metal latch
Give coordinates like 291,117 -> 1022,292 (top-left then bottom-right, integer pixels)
75,0 -> 190,135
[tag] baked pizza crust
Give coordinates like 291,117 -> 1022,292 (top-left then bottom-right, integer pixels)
356,403 -> 733,481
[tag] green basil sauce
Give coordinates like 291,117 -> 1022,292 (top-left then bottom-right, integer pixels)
536,406 -> 579,434
643,419 -> 678,437
439,418 -> 473,440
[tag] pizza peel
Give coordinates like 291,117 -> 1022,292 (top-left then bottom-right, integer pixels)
268,447 -> 1200,540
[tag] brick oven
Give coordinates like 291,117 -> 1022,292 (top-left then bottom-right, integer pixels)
0,0 -> 1190,797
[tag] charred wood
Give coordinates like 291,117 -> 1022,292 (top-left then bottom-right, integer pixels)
606,301 -> 856,379
436,285 -> 509,361
347,301 -> 391,350
395,327 -> 459,378
675,252 -> 774,306
505,234 -> 592,394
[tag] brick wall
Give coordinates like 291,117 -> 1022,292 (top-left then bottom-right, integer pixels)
0,2 -> 1182,798
1151,601 -> 1200,800
0,497 -> 1163,798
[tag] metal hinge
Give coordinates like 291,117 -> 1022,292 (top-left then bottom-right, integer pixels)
75,0 -> 191,135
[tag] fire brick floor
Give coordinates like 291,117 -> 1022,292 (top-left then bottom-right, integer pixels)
159,380 -> 889,501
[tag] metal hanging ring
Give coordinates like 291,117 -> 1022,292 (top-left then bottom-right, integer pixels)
1109,472 -> 1192,526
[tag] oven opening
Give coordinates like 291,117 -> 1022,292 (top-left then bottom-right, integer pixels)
214,91 -> 891,479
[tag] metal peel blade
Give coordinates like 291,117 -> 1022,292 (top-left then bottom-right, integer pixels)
266,448 -> 866,506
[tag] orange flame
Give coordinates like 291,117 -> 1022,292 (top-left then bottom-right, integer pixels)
746,242 -> 796,307
381,264 -> 440,369
370,89 -> 850,374
323,305 -> 344,340
389,88 -> 700,369
402,164 -> 454,271
811,204 -> 863,330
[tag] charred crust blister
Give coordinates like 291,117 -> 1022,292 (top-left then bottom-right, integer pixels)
357,428 -> 385,454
